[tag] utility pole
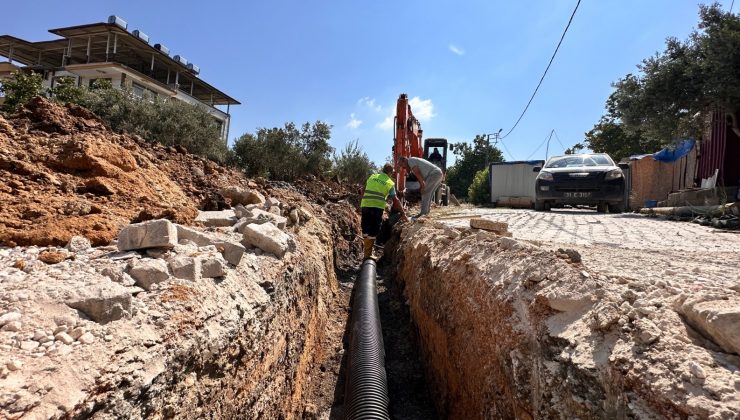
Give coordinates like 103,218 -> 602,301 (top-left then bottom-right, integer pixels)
483,129 -> 503,171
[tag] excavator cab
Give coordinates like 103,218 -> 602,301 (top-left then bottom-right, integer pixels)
423,138 -> 449,172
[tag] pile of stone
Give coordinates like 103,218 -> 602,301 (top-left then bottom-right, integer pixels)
193,190 -> 312,259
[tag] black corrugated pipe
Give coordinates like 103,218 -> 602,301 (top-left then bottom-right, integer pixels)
344,259 -> 390,420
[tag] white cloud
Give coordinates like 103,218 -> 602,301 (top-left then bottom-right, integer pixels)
448,44 -> 465,56
346,113 -> 362,129
357,97 -> 383,112
376,96 -> 435,131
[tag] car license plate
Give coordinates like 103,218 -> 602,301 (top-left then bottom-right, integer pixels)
564,192 -> 591,198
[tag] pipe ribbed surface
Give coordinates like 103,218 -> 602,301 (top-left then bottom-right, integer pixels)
344,259 -> 390,420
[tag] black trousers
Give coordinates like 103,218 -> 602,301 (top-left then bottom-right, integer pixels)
361,207 -> 384,238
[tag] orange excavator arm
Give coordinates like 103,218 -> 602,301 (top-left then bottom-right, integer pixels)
392,93 -> 423,193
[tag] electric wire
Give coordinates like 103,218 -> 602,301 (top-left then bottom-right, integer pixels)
552,129 -> 567,150
499,139 -> 517,161
501,0 -> 582,140
525,130 -> 554,160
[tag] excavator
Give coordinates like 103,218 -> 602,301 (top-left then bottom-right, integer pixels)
392,93 -> 452,205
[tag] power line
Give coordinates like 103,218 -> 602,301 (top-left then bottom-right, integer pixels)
552,129 -> 567,150
499,139 -> 517,161
525,130 -> 554,160
501,0 -> 582,140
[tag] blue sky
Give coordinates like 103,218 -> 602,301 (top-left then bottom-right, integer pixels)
3,1 -> 726,165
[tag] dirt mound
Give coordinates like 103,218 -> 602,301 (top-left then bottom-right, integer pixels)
0,97 -> 252,247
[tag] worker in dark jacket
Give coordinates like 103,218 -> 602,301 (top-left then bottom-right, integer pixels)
360,163 -> 407,259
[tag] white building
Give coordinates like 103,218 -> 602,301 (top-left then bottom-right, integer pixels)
0,16 -> 239,142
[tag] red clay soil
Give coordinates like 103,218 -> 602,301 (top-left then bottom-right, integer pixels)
0,97 -> 252,247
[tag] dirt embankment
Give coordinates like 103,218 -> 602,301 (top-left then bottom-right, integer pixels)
0,97 -> 252,247
389,219 -> 739,419
0,98 -> 364,418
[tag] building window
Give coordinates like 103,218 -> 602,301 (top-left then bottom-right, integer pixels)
132,82 -> 157,99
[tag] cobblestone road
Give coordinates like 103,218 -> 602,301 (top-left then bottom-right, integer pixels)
436,207 -> 740,288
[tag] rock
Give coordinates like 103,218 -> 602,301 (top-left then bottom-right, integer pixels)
212,241 -> 245,266
635,318 -> 661,345
266,197 -> 281,209
66,236 -> 91,253
470,217 -> 509,234
13,259 -> 27,270
175,224 -> 212,247
118,219 -> 178,251
219,186 -> 252,205
201,256 -> 226,278
6,360 -> 22,372
194,210 -> 238,227
246,190 -> 266,205
2,321 -> 22,332
176,224 -> 245,266
69,327 -> 85,340
676,297 -> 740,355
145,248 -> 169,259
65,282 -> 132,324
168,255 -> 200,281
688,361 -> 706,379
289,209 -> 300,225
0,312 -> 22,326
55,332 -> 74,345
298,207 -> 313,221
268,206 -> 282,216
20,341 -> 39,351
39,249 -> 68,264
78,332 -> 95,344
127,258 -> 170,290
242,222 -> 291,258
235,208 -> 287,231
557,248 -> 582,263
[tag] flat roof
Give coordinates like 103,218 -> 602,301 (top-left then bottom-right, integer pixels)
0,21 -> 239,105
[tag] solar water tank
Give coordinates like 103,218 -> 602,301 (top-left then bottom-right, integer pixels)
107,15 -> 128,30
173,55 -> 188,66
132,30 -> 149,44
187,63 -> 200,75
154,44 -> 170,56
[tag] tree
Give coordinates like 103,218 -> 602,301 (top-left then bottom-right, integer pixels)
0,71 -> 43,112
446,134 -> 504,198
332,139 -> 376,184
569,117 -> 664,162
467,167 -> 490,205
231,121 -> 334,181
605,3 -> 740,144
49,76 -> 85,104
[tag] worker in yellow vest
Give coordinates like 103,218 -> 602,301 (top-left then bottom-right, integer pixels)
360,163 -> 407,259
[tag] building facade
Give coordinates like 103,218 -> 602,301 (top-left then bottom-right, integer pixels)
0,16 -> 239,142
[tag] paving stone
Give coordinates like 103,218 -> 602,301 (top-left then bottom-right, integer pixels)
236,208 -> 287,231
118,219 -> 178,251
127,258 -> 170,290
212,240 -> 245,266
219,186 -> 252,206
470,217 -> 509,233
194,210 -> 238,227
65,282 -> 132,324
242,222 -> 291,258
246,190 -> 265,205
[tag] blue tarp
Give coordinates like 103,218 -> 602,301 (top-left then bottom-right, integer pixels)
652,139 -> 696,162
630,139 -> 695,162
490,160 -> 545,166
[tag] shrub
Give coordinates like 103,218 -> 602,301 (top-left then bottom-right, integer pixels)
467,167 -> 490,205
0,71 -> 43,112
332,139 -> 376,184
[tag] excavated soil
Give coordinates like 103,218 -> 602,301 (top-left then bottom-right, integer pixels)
0,97 -> 371,418
0,97 -> 253,248
389,219 -> 740,419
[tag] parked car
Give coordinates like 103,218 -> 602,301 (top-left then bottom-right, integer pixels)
533,153 -> 626,213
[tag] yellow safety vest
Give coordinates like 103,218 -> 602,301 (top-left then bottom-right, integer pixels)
360,173 -> 395,209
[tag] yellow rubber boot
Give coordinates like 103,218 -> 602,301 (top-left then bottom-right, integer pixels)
363,238 -> 376,260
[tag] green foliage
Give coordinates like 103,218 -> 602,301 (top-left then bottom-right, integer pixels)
231,122 -> 334,181
568,117 -> 664,162
332,139 -> 377,184
605,3 -> 740,143
467,167 -> 490,205
0,71 -> 43,112
446,134 -> 504,198
73,83 -> 228,162
49,76 -> 85,104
